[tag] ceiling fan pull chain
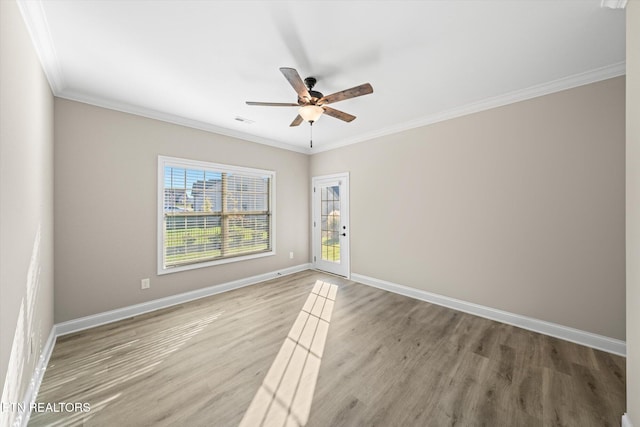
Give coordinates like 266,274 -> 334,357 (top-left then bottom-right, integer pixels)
310,121 -> 313,148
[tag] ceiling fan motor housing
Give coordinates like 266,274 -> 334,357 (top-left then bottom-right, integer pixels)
304,77 -> 323,102
308,90 -> 323,102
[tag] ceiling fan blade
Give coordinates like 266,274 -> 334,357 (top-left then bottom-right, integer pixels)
322,106 -> 356,122
319,83 -> 373,105
246,101 -> 299,107
280,67 -> 311,101
289,115 -> 303,127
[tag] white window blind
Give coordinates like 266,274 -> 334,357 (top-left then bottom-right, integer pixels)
158,156 -> 275,274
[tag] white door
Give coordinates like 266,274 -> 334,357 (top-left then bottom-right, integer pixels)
312,173 -> 350,277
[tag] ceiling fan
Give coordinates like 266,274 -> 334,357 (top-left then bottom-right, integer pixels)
246,67 -> 373,147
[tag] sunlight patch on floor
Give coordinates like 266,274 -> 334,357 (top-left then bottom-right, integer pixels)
240,280 -> 338,427
31,311 -> 223,425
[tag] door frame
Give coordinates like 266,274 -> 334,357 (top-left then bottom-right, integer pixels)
311,173 -> 350,278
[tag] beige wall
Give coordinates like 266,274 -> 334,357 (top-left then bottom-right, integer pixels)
0,0 -> 55,424
54,99 -> 309,322
311,77 -> 626,340
627,1 -> 639,423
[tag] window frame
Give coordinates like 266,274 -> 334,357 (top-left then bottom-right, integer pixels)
157,155 -> 276,275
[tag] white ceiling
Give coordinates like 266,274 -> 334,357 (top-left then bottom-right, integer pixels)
18,0 -> 626,154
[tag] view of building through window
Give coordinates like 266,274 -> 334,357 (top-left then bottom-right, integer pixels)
160,158 -> 273,271
321,185 -> 341,263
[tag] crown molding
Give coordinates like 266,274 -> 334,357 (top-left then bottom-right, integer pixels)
312,61 -> 626,153
57,61 -> 626,156
16,0 -> 65,93
59,59 -> 625,157
18,0 -> 624,156
57,91 -> 311,155
16,1 -> 310,154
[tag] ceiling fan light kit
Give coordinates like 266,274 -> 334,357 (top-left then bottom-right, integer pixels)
299,105 -> 323,122
246,67 -> 373,148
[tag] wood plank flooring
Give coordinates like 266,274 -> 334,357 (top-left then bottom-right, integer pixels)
30,271 -> 625,426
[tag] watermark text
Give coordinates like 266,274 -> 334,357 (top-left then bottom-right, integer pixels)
1,402 -> 91,413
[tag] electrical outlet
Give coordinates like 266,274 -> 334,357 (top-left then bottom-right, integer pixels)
141,278 -> 150,290
289,251 -> 294,259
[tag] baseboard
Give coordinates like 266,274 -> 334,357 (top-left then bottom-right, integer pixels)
351,273 -> 626,357
56,263 -> 311,336
15,327 -> 56,427
622,413 -> 634,427
13,264 -> 309,426
13,267 -> 627,427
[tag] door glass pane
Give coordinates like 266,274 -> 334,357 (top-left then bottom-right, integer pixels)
321,185 -> 340,263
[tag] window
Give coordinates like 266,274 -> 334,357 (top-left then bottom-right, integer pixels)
158,156 -> 275,274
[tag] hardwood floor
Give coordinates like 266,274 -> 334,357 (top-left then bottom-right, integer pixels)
30,271 -> 625,426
